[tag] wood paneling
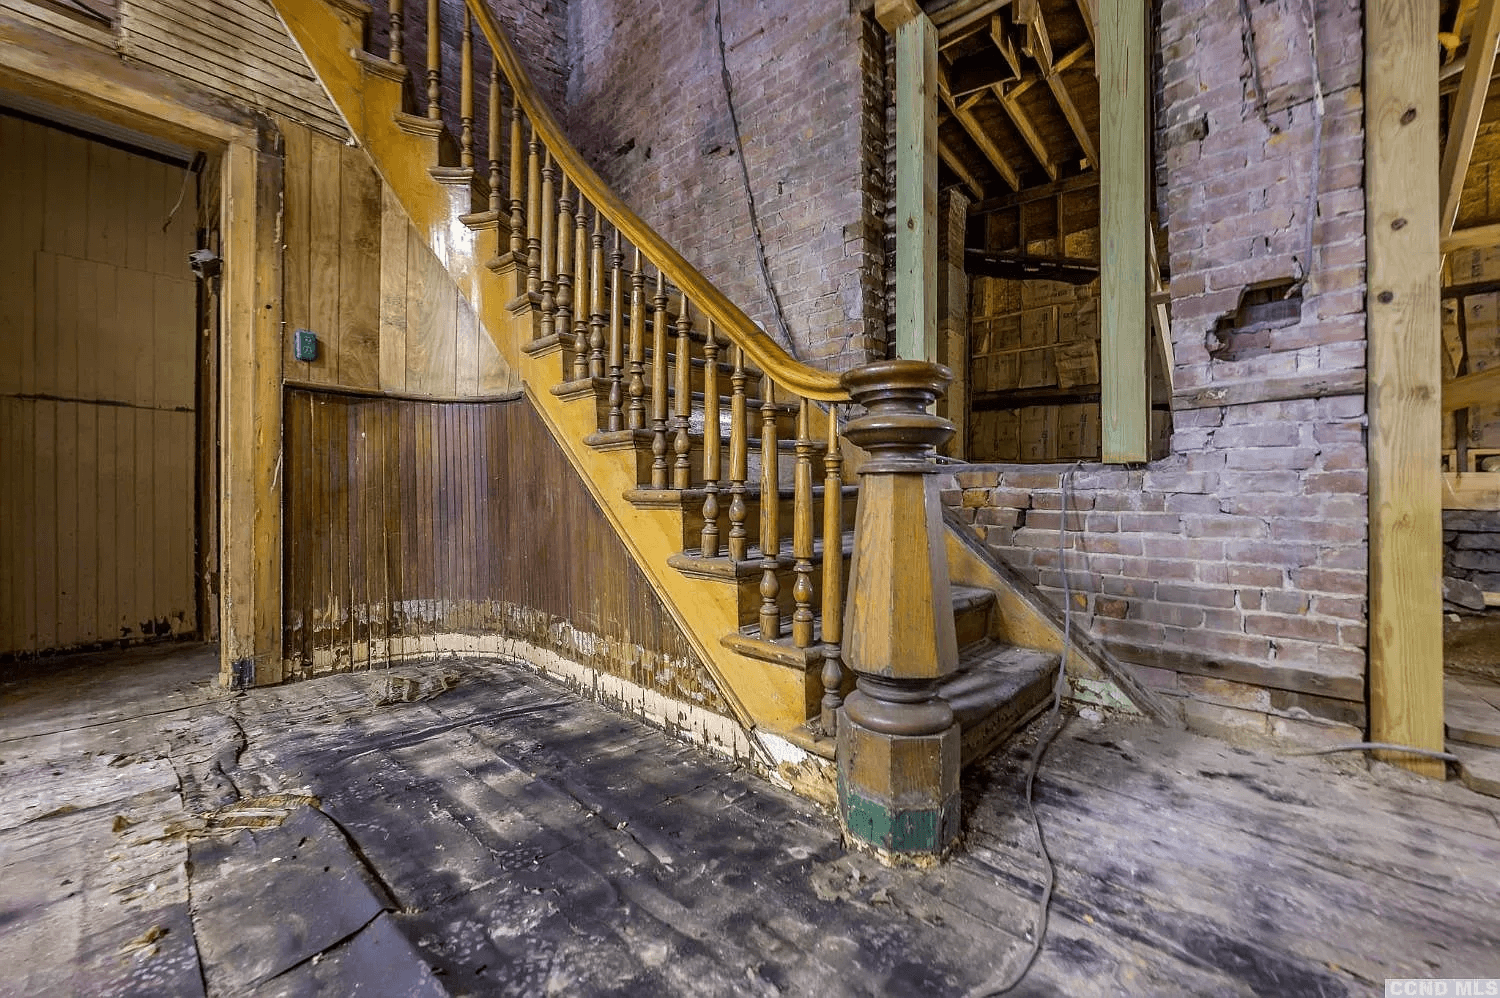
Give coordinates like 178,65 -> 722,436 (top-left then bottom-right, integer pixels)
282,389 -> 729,715
112,0 -> 347,138
280,122 -> 517,398
0,116 -> 198,657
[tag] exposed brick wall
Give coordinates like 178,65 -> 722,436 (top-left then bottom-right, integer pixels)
563,0 -> 887,370
940,0 -> 1370,745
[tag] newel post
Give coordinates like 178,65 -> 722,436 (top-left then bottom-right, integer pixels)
836,359 -> 960,861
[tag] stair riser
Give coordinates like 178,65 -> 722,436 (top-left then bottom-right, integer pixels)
954,599 -> 992,651
958,667 -> 1057,768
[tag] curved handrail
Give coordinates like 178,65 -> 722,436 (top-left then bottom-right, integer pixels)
467,0 -> 849,403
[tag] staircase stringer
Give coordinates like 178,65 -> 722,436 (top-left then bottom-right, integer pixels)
272,0 -> 829,757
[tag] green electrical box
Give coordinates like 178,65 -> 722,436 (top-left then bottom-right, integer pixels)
294,328 -> 318,362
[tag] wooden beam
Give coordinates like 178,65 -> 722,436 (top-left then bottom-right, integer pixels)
967,169 -> 1096,214
1366,0 -> 1445,777
941,86 -> 1021,190
1439,0 -> 1500,237
1147,229 -> 1173,393
1046,61 -> 1099,169
1442,365 -> 1500,411
893,11 -> 939,362
994,86 -> 1058,180
1075,0 -> 1097,52
989,14 -> 1022,79
1441,220 -> 1500,252
938,135 -> 986,198
1099,0 -> 1148,462
875,0 -> 922,31
1012,0 -> 1053,73
1444,471 -> 1500,509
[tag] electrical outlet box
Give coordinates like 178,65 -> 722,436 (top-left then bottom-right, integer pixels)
294,328 -> 318,362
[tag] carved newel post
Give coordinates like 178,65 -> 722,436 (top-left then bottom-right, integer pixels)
837,359 -> 960,861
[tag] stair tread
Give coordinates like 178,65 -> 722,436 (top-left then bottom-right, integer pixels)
941,640 -> 1059,725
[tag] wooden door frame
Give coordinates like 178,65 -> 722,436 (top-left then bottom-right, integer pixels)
0,11 -> 285,686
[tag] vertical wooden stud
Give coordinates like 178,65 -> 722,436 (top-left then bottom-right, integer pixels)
1367,0 -> 1445,777
1099,0 -> 1148,461
892,10 -> 939,363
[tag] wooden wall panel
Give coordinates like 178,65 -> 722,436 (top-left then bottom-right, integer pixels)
282,390 -> 729,715
0,115 -> 198,657
279,126 -> 518,399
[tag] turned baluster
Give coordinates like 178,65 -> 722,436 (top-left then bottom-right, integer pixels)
538,151 -> 557,340
650,270 -> 670,488
606,230 -> 624,431
792,398 -> 816,649
487,65 -> 501,217
389,0 -> 403,66
561,183 -> 583,381
727,345 -> 749,561
509,97 -> 526,262
819,404 -> 845,735
459,7 -> 474,168
525,123 -> 541,297
425,0 -> 440,118
700,322 -> 721,557
673,298 -> 693,490
759,374 -> 781,638
627,250 -> 646,430
585,205 -> 604,380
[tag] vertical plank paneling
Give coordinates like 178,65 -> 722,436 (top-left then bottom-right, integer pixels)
134,407 -> 154,636
34,401 -> 58,650
75,405 -> 98,643
456,293 -> 480,396
282,118 -> 313,381
338,142 -> 382,390
95,405 -> 117,645
308,132 -> 342,385
379,182 -> 409,392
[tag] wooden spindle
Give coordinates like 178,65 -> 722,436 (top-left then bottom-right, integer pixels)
759,374 -> 781,638
389,0 -> 403,66
487,64 -> 501,216
509,98 -> 526,262
538,150 -> 556,339
727,345 -> 749,561
700,322 -> 722,557
606,230 -> 625,431
650,269 -> 669,488
791,398 -> 815,648
673,298 -> 693,489
585,204 -> 604,380
525,121 -> 541,297
425,0 -> 440,118
560,180 -> 582,381
627,249 -> 646,431
820,403 -> 845,735
459,7 -> 474,167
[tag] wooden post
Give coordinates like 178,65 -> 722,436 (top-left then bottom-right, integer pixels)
820,404 -> 845,735
673,299 -> 693,489
837,359 -> 959,860
1367,0 -> 1445,778
728,346 -> 749,562
459,6 -> 473,168
606,229 -> 625,431
759,375 -> 781,638
791,398 -> 815,648
1099,0 -> 1148,462
651,269 -> 669,488
881,1 -> 939,363
628,249 -> 646,430
701,322 -> 722,558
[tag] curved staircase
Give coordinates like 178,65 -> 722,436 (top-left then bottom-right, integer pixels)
271,0 -> 1164,858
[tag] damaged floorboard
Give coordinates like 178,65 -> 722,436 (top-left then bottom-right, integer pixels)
2,645 -> 1500,996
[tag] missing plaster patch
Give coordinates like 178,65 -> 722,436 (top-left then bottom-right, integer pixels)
1205,278 -> 1302,361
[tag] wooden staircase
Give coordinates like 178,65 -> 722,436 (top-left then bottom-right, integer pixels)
271,0 -> 1160,856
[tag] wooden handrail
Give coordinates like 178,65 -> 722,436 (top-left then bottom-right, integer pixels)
465,0 -> 848,402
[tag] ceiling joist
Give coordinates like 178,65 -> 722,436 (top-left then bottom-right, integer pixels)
995,85 -> 1059,180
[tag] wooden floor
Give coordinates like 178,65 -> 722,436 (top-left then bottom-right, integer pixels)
2,644 -> 1499,996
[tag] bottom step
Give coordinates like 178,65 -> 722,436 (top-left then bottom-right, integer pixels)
941,640 -> 1060,767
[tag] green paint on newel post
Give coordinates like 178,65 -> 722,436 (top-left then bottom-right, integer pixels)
836,360 -> 962,862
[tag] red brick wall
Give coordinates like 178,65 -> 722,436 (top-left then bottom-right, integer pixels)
562,0 -> 887,370
940,0 -> 1370,745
